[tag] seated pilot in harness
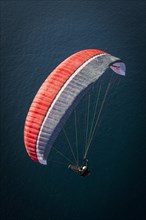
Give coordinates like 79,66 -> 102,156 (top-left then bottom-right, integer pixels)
68,159 -> 90,177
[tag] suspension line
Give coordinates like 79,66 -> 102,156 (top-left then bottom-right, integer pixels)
52,146 -> 74,164
84,82 -> 111,159
74,110 -> 79,165
63,127 -> 78,164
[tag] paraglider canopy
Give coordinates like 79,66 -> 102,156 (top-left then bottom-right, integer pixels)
24,49 -> 126,166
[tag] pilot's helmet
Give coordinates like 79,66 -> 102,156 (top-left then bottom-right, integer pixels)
82,166 -> 87,170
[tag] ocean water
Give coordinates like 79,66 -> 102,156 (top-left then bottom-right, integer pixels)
0,1 -> 146,220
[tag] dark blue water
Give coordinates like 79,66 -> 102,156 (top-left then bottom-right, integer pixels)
0,1 -> 146,220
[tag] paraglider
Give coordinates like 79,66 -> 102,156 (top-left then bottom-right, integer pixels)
68,159 -> 90,177
24,49 -> 126,175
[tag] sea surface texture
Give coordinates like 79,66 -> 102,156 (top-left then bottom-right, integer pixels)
0,1 -> 146,220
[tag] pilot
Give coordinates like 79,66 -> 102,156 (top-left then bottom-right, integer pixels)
68,159 -> 90,177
